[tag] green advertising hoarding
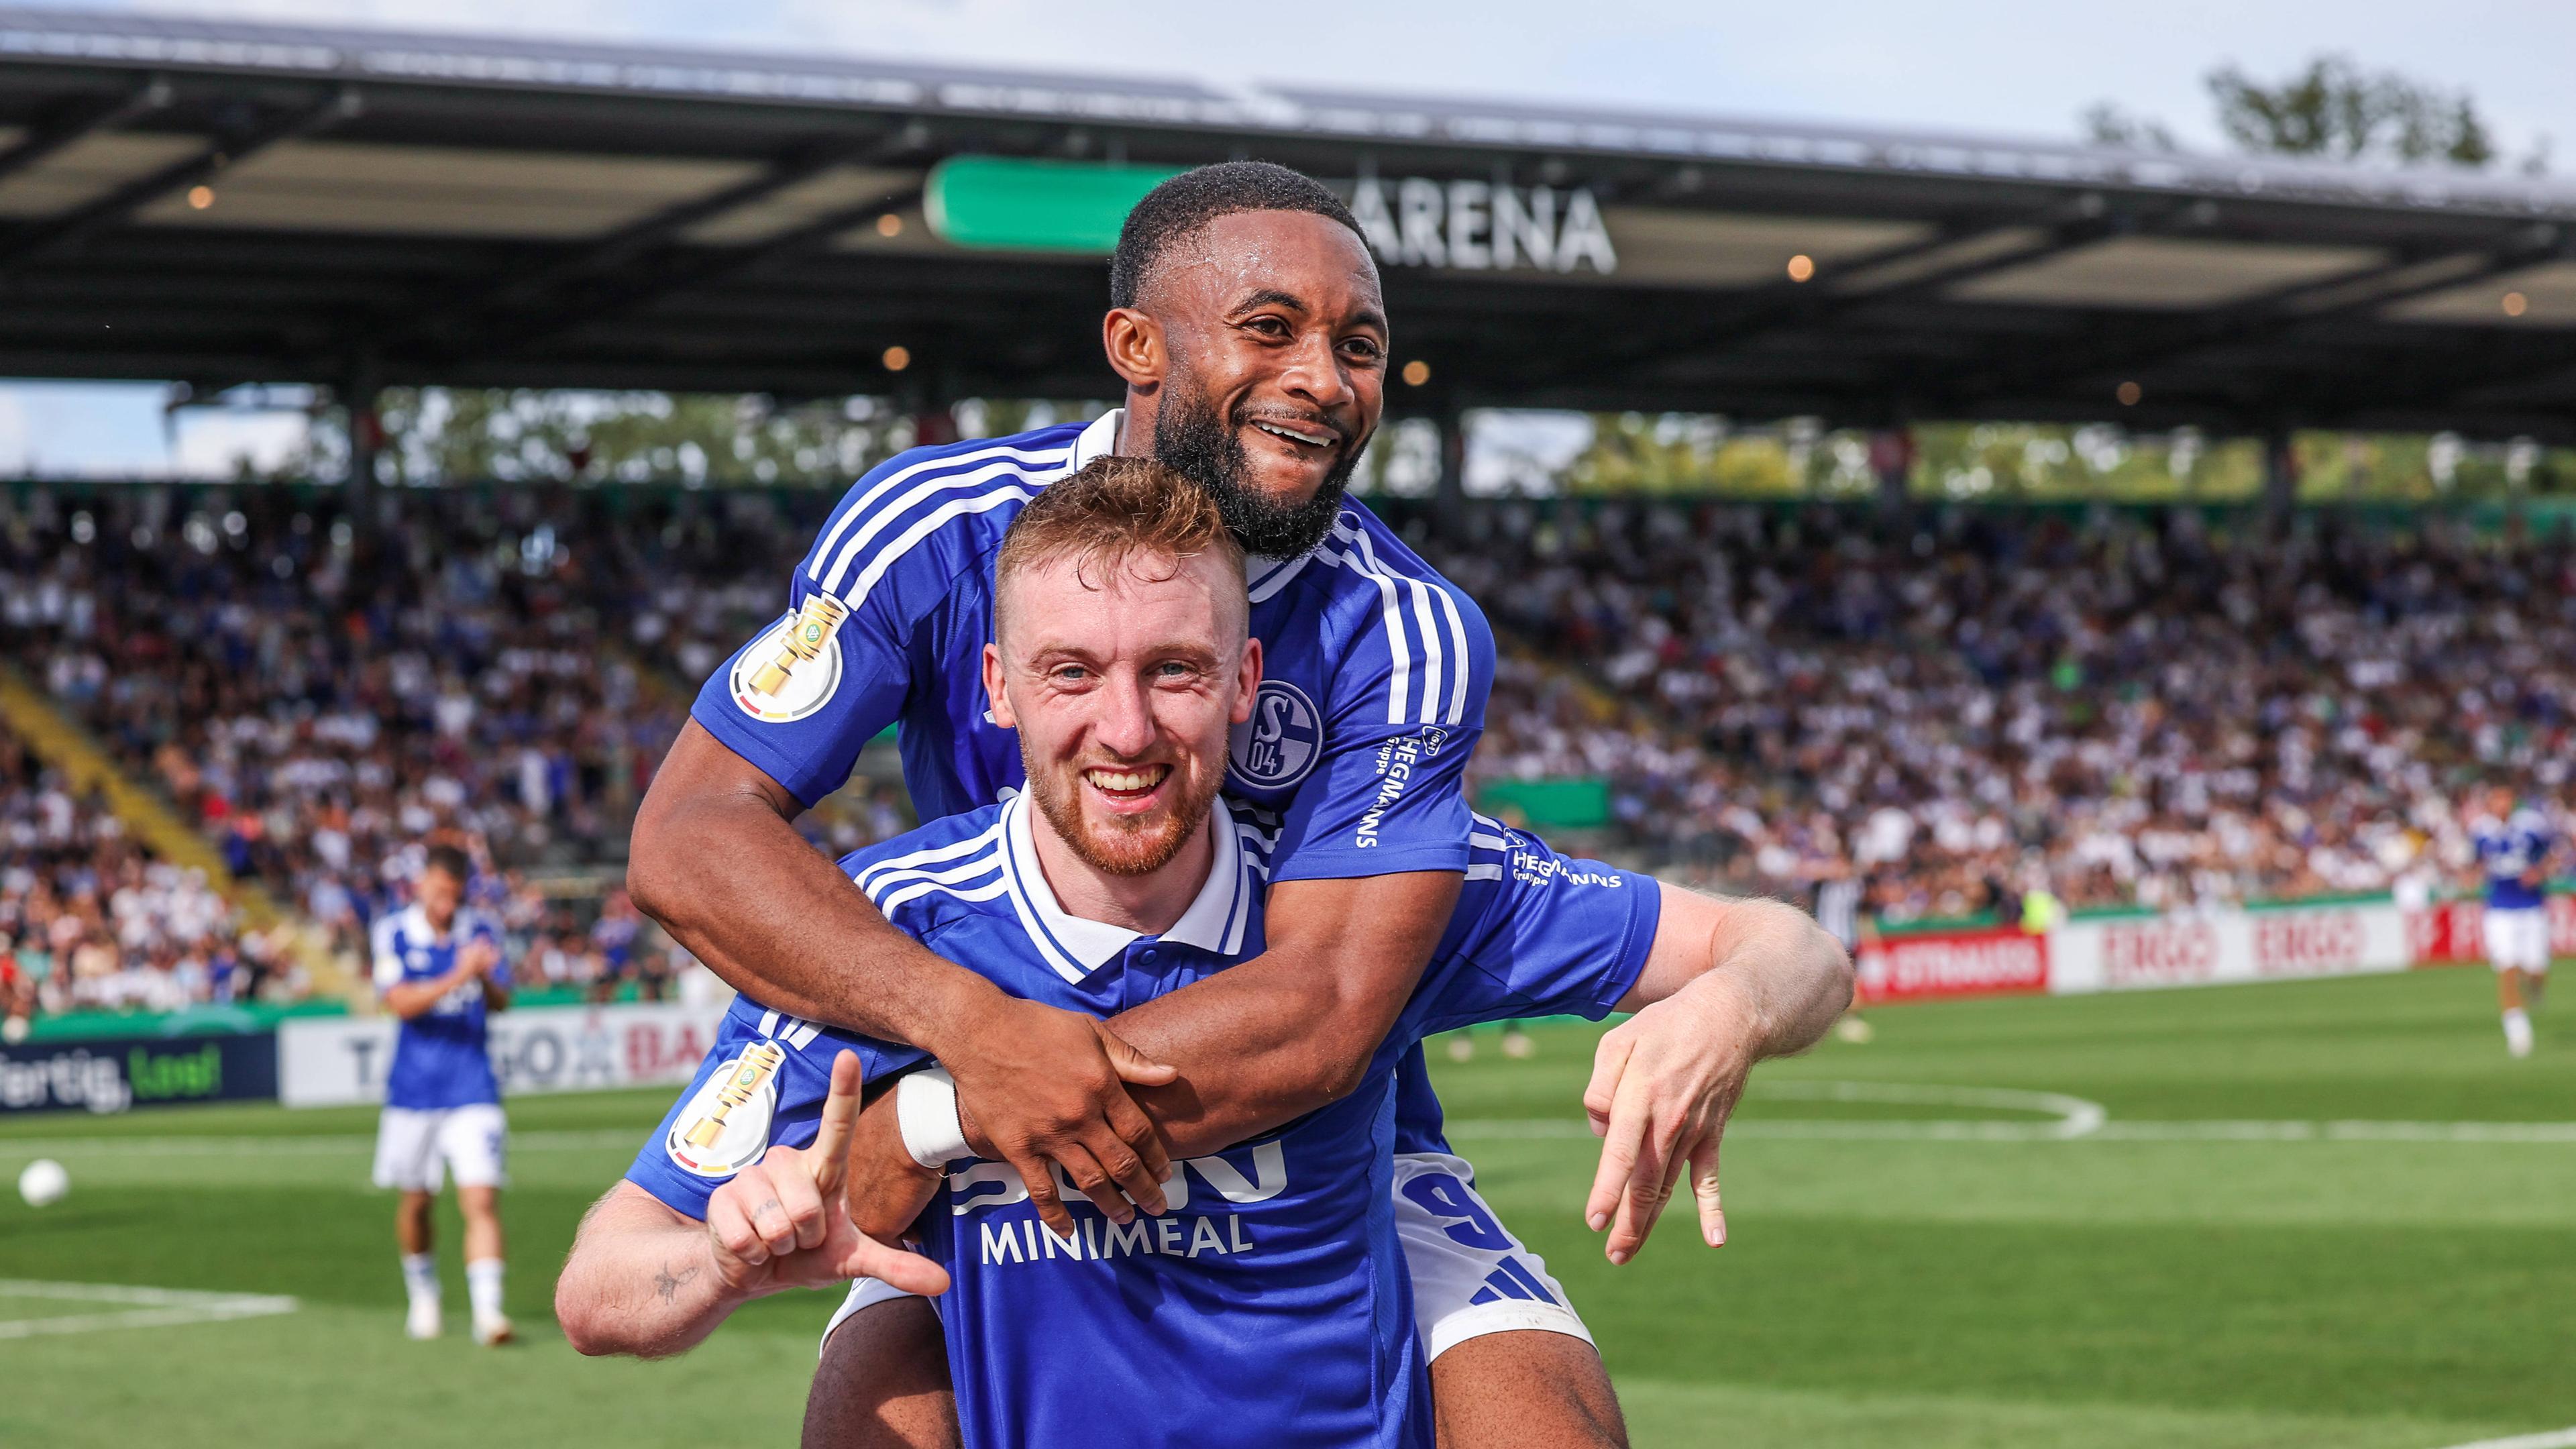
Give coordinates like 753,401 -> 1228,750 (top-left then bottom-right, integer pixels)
1475,777 -> 1611,830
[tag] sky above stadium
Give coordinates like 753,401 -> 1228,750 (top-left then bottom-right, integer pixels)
11,0 -> 2576,475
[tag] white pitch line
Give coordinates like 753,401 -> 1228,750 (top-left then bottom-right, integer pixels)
0,1279 -> 298,1341
2432,1427 -> 2576,1449
10,1085 -> 2576,1157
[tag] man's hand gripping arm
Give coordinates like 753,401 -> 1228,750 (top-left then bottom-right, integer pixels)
1094,871 -> 1461,1157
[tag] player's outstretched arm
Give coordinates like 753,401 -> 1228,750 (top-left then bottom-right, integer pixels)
1582,888 -> 1853,1265
557,1182 -> 759,1358
558,1054 -> 949,1358
629,721 -> 1177,1235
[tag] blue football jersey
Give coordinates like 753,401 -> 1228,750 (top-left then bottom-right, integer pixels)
2475,807 -> 2553,912
688,411 -> 1493,885
627,798 -> 1656,1449
370,904 -> 510,1110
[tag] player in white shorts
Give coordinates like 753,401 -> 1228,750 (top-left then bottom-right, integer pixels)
370,844 -> 515,1343
2471,787 -> 2557,1058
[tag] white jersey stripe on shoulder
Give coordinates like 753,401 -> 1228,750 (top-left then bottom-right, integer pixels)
877,874 -> 1012,917
758,1008 -> 780,1038
1324,529 -> 1416,724
1468,831 -> 1510,851
1435,584 -> 1471,724
806,441 -> 1072,587
835,487 -> 1035,612
1342,523 -> 1446,727
818,460 -> 1057,596
1470,811 -> 1507,833
860,852 -> 1006,909
1465,863 -> 1504,881
854,818 -> 1008,889
1406,576 -> 1445,726
1339,518 -> 1442,722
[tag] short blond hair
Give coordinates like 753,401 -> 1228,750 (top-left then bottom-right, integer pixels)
994,456 -> 1246,641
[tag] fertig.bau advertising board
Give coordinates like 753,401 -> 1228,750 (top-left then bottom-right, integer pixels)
0,1032 -> 281,1114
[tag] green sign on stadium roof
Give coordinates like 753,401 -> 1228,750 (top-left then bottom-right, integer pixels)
924,156 -> 1187,254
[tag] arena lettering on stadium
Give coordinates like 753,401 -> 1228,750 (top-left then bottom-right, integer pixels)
1346,177 -> 1619,275
1854,926 -> 2049,1006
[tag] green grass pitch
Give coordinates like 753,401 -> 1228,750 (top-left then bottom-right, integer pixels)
3,967 -> 2572,1448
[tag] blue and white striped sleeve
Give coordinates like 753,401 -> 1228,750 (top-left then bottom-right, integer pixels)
624,1004 -> 923,1222
1269,533 -> 1495,884
686,437 -> 1060,806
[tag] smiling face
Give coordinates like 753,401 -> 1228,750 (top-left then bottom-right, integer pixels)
1108,209 -> 1389,557
987,546 -> 1260,877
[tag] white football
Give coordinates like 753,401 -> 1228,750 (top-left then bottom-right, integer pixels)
19,1158 -> 68,1208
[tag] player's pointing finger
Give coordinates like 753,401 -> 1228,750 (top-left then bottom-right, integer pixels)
810,1051 -> 863,1196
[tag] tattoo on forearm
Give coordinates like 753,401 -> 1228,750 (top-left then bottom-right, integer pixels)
653,1261 -> 700,1303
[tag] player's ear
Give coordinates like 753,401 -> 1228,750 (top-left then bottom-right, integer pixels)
1104,307 -> 1165,389
1230,637 -> 1263,724
982,641 -> 1016,731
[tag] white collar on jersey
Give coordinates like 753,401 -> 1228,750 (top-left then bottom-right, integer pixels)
1071,409 -> 1122,470
1067,405 -> 1323,592
397,902 -> 459,945
999,790 -> 1250,977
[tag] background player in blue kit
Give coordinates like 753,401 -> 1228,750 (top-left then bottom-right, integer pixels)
2471,784 -> 2558,1057
621,162 -> 1843,1446
370,843 -> 517,1345
557,459 -> 1848,1448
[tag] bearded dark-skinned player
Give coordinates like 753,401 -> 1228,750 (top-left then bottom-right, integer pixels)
624,162 -> 1849,1448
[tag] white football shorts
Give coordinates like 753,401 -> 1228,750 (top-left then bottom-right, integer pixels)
2485,907 -> 2553,973
1387,1150 -> 1592,1358
372,1103 -> 508,1192
819,1149 -> 1591,1361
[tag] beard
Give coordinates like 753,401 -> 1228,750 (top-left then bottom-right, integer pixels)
1152,374 -> 1360,559
1024,751 -> 1227,879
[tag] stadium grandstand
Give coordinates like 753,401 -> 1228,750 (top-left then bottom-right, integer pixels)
3,7 -> 2576,1026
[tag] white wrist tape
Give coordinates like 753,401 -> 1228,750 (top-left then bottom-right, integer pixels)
896,1068 -> 969,1170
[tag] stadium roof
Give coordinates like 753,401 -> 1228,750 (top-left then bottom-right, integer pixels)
6,5 -> 2576,439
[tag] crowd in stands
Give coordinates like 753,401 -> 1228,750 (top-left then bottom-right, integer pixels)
0,725 -> 301,1029
1421,498 -> 2576,921
11,474 -> 2573,1024
1,482 -> 894,1017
